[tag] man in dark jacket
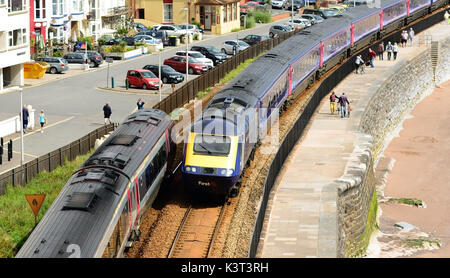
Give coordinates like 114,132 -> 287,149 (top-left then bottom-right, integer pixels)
378,42 -> 384,60
103,103 -> 112,124
137,98 -> 145,110
338,93 -> 350,118
22,105 -> 29,133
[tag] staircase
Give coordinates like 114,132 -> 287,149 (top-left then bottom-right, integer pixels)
430,41 -> 439,82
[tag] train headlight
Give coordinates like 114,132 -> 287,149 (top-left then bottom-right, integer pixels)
192,167 -> 197,173
220,169 -> 234,176
226,169 -> 233,176
220,169 -> 226,175
186,166 -> 191,172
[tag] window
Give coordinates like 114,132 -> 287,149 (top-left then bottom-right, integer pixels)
52,0 -> 63,16
223,5 -> 227,23
233,3 -> 237,21
163,3 -> 173,22
35,0 -> 45,19
194,135 -> 231,155
8,0 -> 26,12
8,28 -> 27,47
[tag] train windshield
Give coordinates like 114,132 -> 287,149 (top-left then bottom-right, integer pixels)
193,135 -> 231,156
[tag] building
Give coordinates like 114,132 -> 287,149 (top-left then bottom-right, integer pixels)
133,0 -> 240,35
0,0 -> 30,92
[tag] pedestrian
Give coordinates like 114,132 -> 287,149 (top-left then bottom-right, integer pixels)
393,42 -> 399,60
39,110 -> 47,133
378,41 -> 384,60
386,41 -> 393,60
137,98 -> 145,110
22,104 -> 29,133
103,103 -> 112,124
355,55 -> 364,74
401,30 -> 408,47
338,93 -> 350,118
368,48 -> 376,67
444,11 -> 449,25
329,91 -> 337,114
408,28 -> 415,45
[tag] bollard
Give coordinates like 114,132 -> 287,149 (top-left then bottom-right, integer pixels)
0,143 -> 2,165
7,139 -> 12,161
111,77 -> 114,88
125,79 -> 129,90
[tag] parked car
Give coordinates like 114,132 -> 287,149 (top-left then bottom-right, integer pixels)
299,14 -> 323,24
35,56 -> 69,74
175,50 -> 214,68
269,24 -> 292,38
285,0 -> 302,10
126,69 -> 161,90
63,52 -> 89,64
134,34 -> 162,45
143,64 -> 185,84
120,37 -> 136,46
241,1 -> 261,13
241,34 -> 269,46
75,50 -> 103,67
177,24 -> 204,34
190,45 -> 229,66
163,56 -> 208,74
151,24 -> 186,37
271,0 -> 285,9
138,30 -> 169,46
132,22 -> 149,32
104,37 -> 122,45
287,18 -> 311,29
302,8 -> 341,19
221,40 -> 250,55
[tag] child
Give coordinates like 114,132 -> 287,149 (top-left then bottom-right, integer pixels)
39,110 -> 47,133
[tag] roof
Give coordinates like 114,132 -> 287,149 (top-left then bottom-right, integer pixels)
195,0 -> 239,5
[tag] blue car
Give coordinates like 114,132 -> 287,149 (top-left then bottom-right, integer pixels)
132,23 -> 149,32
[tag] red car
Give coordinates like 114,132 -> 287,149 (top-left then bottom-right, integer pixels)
163,56 -> 208,74
126,69 -> 162,90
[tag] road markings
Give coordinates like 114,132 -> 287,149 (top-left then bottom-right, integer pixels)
12,116 -> 75,143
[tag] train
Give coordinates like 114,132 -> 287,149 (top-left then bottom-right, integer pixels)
181,0 -> 449,198
16,109 -> 176,258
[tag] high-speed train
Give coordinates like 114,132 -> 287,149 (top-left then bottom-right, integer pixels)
16,109 -> 176,258
181,0 -> 449,198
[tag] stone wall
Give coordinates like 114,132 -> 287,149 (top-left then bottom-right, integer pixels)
435,36 -> 450,85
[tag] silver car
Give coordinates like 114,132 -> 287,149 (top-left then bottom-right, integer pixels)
271,0 -> 285,9
35,56 -> 69,74
269,24 -> 292,38
221,40 -> 250,55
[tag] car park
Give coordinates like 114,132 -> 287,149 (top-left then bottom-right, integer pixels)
269,24 -> 292,38
75,50 -> 103,67
63,52 -> 89,64
175,50 -> 214,69
35,56 -> 69,74
126,69 -> 161,90
143,65 -> 185,84
164,56 -> 208,74
241,34 -> 269,46
221,40 -> 250,55
190,45 -> 228,66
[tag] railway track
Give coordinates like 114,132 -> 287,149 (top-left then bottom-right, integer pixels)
167,203 -> 227,258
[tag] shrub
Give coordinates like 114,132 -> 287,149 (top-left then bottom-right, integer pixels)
193,33 -> 199,40
251,10 -> 272,23
134,42 -> 146,47
97,38 -> 106,46
245,16 -> 256,29
117,28 -> 128,36
119,41 -> 127,49
52,51 -> 63,57
191,20 -> 202,28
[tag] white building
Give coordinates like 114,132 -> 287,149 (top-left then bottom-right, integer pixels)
0,0 -> 30,92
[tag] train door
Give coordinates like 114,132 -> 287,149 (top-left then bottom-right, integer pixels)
128,185 -> 137,228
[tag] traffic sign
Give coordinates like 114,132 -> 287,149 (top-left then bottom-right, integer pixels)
25,194 -> 46,225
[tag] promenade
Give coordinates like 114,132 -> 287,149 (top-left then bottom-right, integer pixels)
257,22 -> 450,257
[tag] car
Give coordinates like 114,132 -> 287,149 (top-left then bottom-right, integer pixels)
302,8 -> 341,19
299,14 -> 323,24
63,52 -> 89,64
104,37 -> 122,45
163,56 -> 208,74
134,34 -> 162,45
242,1 -> 261,12
287,18 -> 311,29
138,30 -> 169,46
285,0 -> 302,10
151,24 -> 185,37
240,34 -> 269,46
131,22 -> 149,32
120,36 -> 136,46
177,24 -> 204,34
35,56 -> 69,74
221,40 -> 250,55
175,50 -> 214,69
126,69 -> 161,90
269,24 -> 292,38
75,50 -> 103,67
143,64 -> 185,84
190,45 -> 229,66
271,0 -> 285,9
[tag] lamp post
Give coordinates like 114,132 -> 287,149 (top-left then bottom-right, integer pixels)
291,0 -> 294,26
183,7 -> 189,83
159,49 -> 162,101
19,87 -> 24,166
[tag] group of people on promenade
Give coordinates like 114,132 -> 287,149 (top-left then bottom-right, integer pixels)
22,105 -> 47,134
329,91 -> 350,118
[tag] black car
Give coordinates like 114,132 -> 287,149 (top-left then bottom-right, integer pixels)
120,37 -> 135,46
190,45 -> 228,66
63,52 -> 89,64
75,50 -> 103,67
143,64 -> 184,84
241,34 -> 269,46
104,38 -> 122,45
137,30 -> 169,46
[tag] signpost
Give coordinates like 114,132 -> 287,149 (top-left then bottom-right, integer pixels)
25,194 -> 46,226
106,57 -> 113,88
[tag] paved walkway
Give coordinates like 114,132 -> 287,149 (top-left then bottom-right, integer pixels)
257,22 -> 449,258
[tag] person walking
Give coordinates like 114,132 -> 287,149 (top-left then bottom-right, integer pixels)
39,110 -> 47,133
355,55 -> 364,74
338,93 -> 350,118
386,41 -> 393,60
22,104 -> 29,133
445,11 -> 449,25
137,98 -> 145,110
378,41 -> 384,60
368,48 -> 376,67
408,28 -> 415,45
393,42 -> 399,60
329,91 -> 337,114
103,103 -> 112,124
401,30 -> 408,47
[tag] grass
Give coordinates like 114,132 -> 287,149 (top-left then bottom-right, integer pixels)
404,237 -> 441,249
0,151 -> 93,258
388,198 -> 424,207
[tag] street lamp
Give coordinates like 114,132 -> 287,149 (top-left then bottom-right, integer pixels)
159,49 -> 162,101
18,87 -> 24,166
291,0 -> 294,26
183,7 -> 189,83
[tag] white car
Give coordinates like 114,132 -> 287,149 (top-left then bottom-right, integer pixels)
221,40 -> 250,55
287,18 -> 311,29
152,24 -> 185,37
271,0 -> 285,9
175,50 -> 214,68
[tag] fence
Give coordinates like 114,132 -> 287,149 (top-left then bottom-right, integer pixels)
153,30 -> 300,114
247,8 -> 447,257
0,123 -> 117,195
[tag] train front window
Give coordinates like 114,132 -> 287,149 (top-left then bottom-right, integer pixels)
193,135 -> 231,156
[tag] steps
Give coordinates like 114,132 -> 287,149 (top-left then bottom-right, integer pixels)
430,41 -> 439,81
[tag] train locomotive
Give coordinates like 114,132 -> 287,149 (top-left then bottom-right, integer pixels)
16,109 -> 176,258
181,0 -> 449,198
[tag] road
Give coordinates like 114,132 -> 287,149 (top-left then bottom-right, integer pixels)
0,18 -> 289,172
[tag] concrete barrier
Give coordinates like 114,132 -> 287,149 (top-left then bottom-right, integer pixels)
0,116 -> 20,137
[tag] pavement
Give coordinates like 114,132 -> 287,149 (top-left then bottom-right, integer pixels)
256,22 -> 449,258
0,17 -> 290,176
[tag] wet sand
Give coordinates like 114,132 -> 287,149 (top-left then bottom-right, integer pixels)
378,79 -> 450,257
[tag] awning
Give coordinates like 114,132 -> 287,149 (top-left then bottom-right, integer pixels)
195,0 -> 239,5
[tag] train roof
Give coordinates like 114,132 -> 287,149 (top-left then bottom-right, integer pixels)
16,109 -> 173,258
